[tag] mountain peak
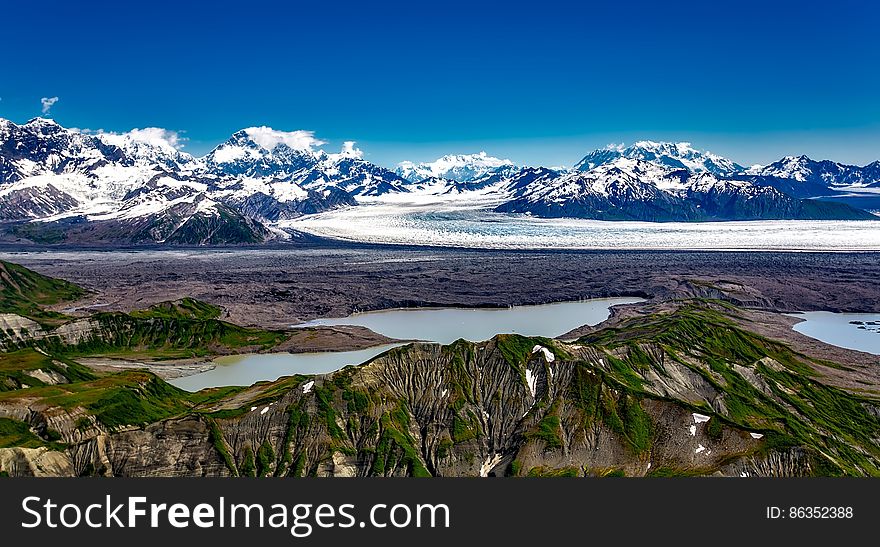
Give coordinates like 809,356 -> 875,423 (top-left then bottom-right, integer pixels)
748,154 -> 871,187
25,117 -> 60,126
575,141 -> 744,176
777,154 -> 811,163
239,126 -> 324,153
631,140 -> 694,151
396,152 -> 515,182
205,127 -> 324,168
23,117 -> 63,132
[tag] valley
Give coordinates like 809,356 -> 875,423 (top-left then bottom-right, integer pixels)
0,247 -> 878,477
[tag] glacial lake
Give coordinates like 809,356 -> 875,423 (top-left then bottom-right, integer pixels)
169,297 -> 643,391
788,311 -> 880,355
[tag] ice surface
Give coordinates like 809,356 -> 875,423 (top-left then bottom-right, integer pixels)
287,206 -> 880,251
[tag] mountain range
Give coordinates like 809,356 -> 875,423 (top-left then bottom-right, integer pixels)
0,118 -> 876,244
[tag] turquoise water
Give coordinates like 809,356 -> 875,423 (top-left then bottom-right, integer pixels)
296,297 -> 644,345
170,297 -> 643,391
788,311 -> 880,355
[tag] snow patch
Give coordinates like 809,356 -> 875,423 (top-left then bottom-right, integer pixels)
260,406 -> 269,415
531,344 -> 555,362
479,453 -> 504,477
750,432 -> 764,439
525,368 -> 537,398
689,425 -> 697,436
302,380 -> 315,394
695,444 -> 706,454
693,413 -> 711,424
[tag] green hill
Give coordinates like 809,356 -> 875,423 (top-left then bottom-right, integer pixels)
0,260 -> 87,324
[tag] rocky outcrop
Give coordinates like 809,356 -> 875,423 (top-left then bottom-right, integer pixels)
0,313 -> 99,349
0,447 -> 74,476
0,313 -> 46,342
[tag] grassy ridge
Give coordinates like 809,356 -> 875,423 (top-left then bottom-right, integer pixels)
0,348 -> 97,391
0,369 -> 245,430
0,261 -> 288,360
576,302 -> 880,475
0,417 -> 66,450
128,298 -> 222,321
52,311 -> 289,359
0,260 -> 87,324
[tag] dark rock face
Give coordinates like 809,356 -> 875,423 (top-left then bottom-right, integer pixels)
99,418 -> 231,477
0,185 -> 80,220
496,188 -> 874,221
497,191 -> 702,221
231,188 -> 357,221
0,118 -> 126,174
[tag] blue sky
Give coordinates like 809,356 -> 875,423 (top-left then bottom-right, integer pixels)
1,0 -> 878,168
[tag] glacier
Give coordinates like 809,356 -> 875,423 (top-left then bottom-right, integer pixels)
288,206 -> 880,251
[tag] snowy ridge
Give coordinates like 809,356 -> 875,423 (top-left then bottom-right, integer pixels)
396,152 -> 515,183
0,118 -> 403,241
575,141 -> 745,176
747,155 -> 880,190
503,158 -> 752,204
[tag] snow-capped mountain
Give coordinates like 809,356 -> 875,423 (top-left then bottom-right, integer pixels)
745,155 -> 880,197
749,155 -> 853,183
0,118 -> 876,245
203,127 -> 319,179
0,118 -> 183,225
0,119 -> 412,243
396,152 -> 516,183
496,158 -> 873,221
203,128 -> 409,198
299,156 -> 411,197
0,118 -> 127,183
575,141 -> 745,176
93,128 -> 194,171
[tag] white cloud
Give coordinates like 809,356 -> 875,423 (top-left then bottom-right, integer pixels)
326,141 -> 364,163
40,96 -> 59,115
89,127 -> 186,151
68,127 -> 103,134
211,145 -> 256,163
243,126 -> 325,152
340,141 -> 363,159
